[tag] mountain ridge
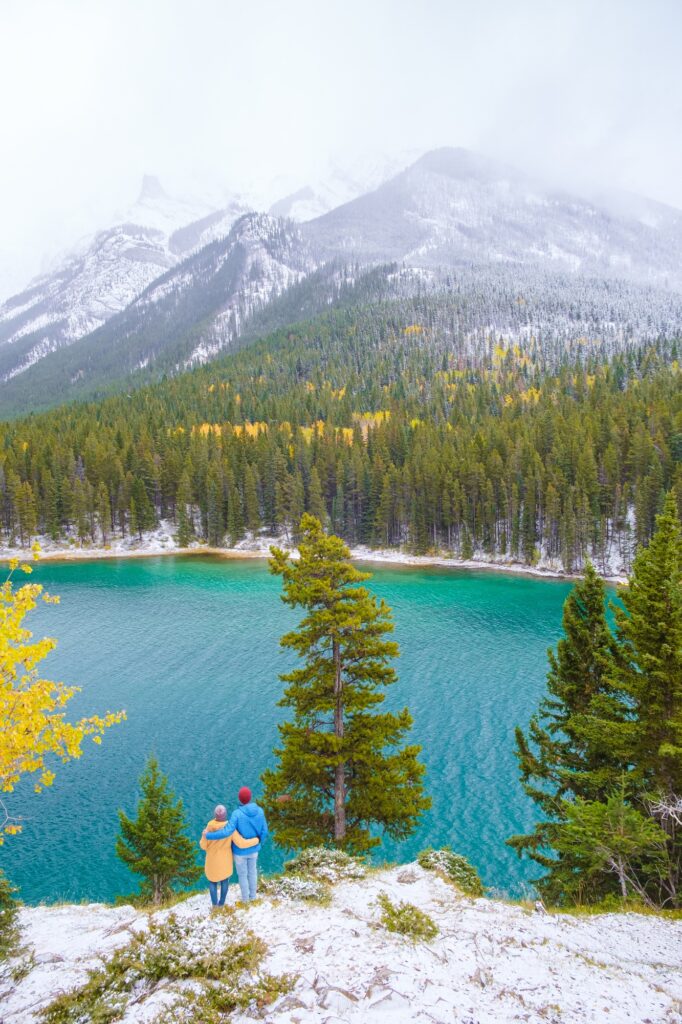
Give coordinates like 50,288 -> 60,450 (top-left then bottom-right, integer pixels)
3,146 -> 682,416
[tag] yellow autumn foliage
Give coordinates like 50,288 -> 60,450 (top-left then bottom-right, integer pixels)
0,546 -> 125,841
232,421 -> 268,438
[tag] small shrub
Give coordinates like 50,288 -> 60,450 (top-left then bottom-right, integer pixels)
284,846 -> 367,883
417,847 -> 484,897
0,869 -> 20,962
157,972 -> 294,1023
376,892 -> 438,942
41,912 -> 277,1024
260,873 -> 330,904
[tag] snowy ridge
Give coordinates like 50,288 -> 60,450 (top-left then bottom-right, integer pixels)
3,863 -> 681,1023
307,148 -> 682,289
182,213 -> 316,366
0,178 -> 251,383
3,148 -> 682,412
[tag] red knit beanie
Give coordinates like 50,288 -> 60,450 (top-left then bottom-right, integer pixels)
238,786 -> 252,805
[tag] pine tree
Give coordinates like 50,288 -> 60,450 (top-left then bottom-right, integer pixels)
175,470 -> 194,548
226,472 -> 244,545
206,466 -> 224,546
307,466 -> 326,523
116,756 -> 201,904
509,563 -> 626,902
130,478 -> 156,539
243,464 -> 261,534
609,493 -> 682,905
613,493 -> 682,796
550,785 -> 669,906
72,478 -> 89,544
96,483 -> 112,545
262,514 -> 430,854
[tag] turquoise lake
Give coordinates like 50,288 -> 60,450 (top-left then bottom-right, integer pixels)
1,556 -> 578,904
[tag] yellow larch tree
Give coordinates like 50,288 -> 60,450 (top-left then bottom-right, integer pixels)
0,546 -> 125,841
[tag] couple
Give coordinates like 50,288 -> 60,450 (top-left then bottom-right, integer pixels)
200,786 -> 269,906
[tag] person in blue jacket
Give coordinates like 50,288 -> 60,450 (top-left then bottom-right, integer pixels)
202,786 -> 268,902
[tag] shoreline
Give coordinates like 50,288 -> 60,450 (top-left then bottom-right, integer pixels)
0,533 -> 628,584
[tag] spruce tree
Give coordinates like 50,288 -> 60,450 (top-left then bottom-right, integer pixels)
130,478 -> 156,538
613,493 -> 682,796
609,493 -> 682,904
243,464 -> 261,534
262,514 -> 430,854
509,563 -> 626,902
96,482 -> 112,545
307,466 -> 326,523
550,785 -> 669,906
175,470 -> 194,548
206,467 -> 224,546
116,756 -> 201,904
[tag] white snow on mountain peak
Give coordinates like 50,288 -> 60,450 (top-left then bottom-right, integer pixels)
2,147 -> 682,398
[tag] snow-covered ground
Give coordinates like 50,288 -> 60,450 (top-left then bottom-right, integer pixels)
2,864 -> 681,1023
0,525 -> 629,583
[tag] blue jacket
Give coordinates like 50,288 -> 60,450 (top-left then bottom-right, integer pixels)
204,802 -> 268,855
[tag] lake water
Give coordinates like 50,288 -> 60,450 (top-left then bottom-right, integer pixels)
1,556 -> 577,905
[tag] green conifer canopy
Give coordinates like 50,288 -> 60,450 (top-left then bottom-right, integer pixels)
263,514 -> 430,853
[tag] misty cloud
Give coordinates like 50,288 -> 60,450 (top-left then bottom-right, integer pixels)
1,0 -> 681,298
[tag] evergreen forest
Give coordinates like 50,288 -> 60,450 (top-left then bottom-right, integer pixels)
1,293 -> 681,572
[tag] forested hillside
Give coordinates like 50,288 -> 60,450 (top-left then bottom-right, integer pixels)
1,292 -> 680,571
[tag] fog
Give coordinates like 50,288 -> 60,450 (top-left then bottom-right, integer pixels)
1,0 -> 680,299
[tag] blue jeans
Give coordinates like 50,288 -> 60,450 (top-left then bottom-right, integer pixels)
234,853 -> 259,901
208,879 -> 229,906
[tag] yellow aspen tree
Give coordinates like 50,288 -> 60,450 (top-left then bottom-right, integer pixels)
0,545 -> 125,841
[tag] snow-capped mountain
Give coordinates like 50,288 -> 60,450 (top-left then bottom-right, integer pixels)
0,176 -> 250,383
128,211 -> 317,368
306,148 -> 682,290
0,213 -> 319,413
3,146 -> 682,416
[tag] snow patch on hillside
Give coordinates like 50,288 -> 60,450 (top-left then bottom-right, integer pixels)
2,864 -> 681,1024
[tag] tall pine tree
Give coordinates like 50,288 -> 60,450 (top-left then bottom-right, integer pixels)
263,514 -> 430,854
609,493 -> 682,905
509,563 -> 626,903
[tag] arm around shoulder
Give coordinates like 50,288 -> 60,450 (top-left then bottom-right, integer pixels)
204,823 -> 235,840
232,829 -> 259,849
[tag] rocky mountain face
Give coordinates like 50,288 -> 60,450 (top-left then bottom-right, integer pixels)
0,213 -> 319,412
0,177 -> 250,384
2,147 -> 682,416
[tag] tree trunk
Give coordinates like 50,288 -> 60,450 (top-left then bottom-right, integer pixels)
333,638 -> 346,842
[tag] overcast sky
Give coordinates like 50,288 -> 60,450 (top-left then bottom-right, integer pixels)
1,0 -> 681,299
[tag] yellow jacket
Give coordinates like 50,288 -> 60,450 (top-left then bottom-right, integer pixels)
199,819 -> 258,882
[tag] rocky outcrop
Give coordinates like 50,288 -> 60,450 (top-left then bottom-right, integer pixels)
3,863 -> 681,1023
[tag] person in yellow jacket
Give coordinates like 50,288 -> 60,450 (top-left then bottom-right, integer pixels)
199,804 -> 258,906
